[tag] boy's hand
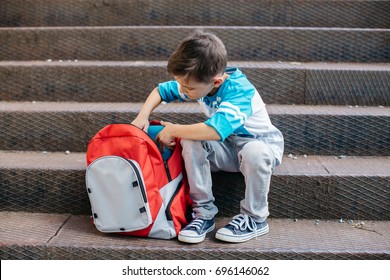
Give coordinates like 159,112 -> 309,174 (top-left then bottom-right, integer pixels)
131,116 -> 149,132
132,87 -> 162,132
156,121 -> 177,149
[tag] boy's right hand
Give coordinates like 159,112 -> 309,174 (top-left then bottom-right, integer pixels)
131,116 -> 149,132
131,87 -> 163,132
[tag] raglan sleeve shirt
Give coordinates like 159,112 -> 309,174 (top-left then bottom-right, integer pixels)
158,68 -> 284,165
158,81 -> 192,103
158,69 -> 256,142
203,75 -> 255,141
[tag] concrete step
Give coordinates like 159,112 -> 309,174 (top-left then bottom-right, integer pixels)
0,61 -> 389,106
1,151 -> 389,220
1,26 -> 389,62
1,0 -> 388,263
1,0 -> 389,28
1,211 -> 389,260
0,102 -> 388,155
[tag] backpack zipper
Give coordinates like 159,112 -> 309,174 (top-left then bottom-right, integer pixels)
127,159 -> 148,203
165,179 -> 183,221
164,160 -> 172,182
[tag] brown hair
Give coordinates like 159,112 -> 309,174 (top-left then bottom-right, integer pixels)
167,29 -> 227,83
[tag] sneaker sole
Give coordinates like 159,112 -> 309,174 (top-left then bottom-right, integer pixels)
178,224 -> 216,244
215,224 -> 269,243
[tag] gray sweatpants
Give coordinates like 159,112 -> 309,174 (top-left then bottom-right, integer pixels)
181,136 -> 277,223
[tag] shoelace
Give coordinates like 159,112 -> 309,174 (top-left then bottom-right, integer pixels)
187,218 -> 205,231
228,214 -> 258,238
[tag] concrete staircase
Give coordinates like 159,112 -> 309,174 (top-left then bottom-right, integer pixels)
0,0 -> 389,260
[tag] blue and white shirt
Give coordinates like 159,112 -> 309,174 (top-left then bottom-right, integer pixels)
158,68 -> 284,165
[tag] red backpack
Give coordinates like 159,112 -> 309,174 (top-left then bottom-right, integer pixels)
85,122 -> 192,239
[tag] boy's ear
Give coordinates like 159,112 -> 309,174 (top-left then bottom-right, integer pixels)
213,76 -> 224,87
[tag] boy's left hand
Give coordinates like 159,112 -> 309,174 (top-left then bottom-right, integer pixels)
156,121 -> 177,149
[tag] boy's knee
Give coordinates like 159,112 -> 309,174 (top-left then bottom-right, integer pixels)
180,139 -> 192,148
240,141 -> 274,169
180,139 -> 204,154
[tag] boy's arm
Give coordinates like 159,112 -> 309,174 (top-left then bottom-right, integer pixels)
157,121 -> 221,148
131,87 -> 162,131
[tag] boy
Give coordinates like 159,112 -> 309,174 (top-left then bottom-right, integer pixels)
132,30 -> 284,243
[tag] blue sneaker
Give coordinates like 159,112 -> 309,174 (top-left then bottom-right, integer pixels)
215,214 -> 269,243
178,217 -> 215,243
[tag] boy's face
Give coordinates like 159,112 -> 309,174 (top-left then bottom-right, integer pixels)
175,75 -> 223,99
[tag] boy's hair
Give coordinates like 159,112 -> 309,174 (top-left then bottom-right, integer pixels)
167,29 -> 227,83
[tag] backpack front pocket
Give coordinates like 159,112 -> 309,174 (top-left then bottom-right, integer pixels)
86,156 -> 152,232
